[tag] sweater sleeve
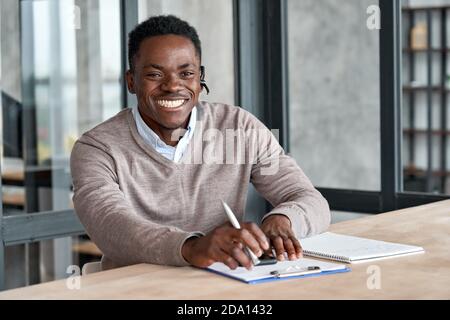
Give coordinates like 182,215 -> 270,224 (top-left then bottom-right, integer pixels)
70,137 -> 202,267
248,122 -> 331,239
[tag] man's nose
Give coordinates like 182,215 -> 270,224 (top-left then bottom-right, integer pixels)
161,75 -> 182,92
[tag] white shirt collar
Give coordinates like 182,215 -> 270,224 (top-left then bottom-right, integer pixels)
132,106 -> 197,163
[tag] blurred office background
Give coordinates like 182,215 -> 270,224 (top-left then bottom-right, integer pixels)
0,0 -> 448,289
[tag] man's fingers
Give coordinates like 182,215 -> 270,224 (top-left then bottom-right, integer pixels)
232,228 -> 263,257
223,242 -> 253,270
292,237 -> 303,258
230,247 -> 253,270
271,236 -> 285,261
242,222 -> 270,251
219,250 -> 239,270
282,238 -> 294,259
283,238 -> 297,260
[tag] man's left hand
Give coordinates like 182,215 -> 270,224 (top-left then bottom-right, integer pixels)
261,214 -> 302,261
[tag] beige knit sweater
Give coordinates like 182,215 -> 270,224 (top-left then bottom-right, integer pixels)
70,101 -> 330,270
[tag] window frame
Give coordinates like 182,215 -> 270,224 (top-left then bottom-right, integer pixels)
0,0 -> 139,291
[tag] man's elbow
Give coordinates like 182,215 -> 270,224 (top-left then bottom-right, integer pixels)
310,192 -> 331,235
318,195 -> 331,233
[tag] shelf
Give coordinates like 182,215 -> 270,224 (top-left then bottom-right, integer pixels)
2,193 -> 25,206
403,128 -> 450,136
404,165 -> 450,177
402,4 -> 450,193
2,170 -> 24,181
402,5 -> 450,12
403,85 -> 450,92
403,48 -> 450,53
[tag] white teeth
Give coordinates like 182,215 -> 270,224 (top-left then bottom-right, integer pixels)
156,99 -> 186,108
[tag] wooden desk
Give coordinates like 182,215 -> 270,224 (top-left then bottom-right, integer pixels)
0,200 -> 449,299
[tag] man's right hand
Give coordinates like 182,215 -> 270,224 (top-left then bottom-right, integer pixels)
181,222 -> 270,270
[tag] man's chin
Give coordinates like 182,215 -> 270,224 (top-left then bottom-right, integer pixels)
159,121 -> 188,131
159,111 -> 194,131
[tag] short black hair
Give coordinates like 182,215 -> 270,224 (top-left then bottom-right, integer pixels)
128,15 -> 202,70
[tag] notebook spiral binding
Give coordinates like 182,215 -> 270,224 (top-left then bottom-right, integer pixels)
303,250 -> 350,263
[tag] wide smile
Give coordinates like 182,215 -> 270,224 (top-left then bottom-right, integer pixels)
155,99 -> 189,110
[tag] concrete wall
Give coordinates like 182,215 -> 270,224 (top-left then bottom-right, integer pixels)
287,0 -> 381,191
0,0 -> 21,102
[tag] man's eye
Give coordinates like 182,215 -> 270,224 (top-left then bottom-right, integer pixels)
181,71 -> 195,78
146,73 -> 162,78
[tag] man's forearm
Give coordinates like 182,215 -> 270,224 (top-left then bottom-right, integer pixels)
252,154 -> 331,238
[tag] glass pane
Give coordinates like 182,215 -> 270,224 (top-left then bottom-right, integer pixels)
1,0 -> 121,289
1,0 -> 122,215
137,0 -> 236,106
401,0 -> 450,194
287,0 -> 381,191
1,0 -> 22,214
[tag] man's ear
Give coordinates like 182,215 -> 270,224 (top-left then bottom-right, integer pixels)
126,70 -> 136,94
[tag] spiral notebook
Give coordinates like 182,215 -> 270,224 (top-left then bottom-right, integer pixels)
301,232 -> 425,264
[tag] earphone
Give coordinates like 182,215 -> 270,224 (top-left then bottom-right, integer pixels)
200,66 -> 210,94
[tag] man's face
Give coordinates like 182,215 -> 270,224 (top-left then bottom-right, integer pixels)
127,34 -> 202,132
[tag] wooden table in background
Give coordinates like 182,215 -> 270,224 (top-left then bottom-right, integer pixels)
0,200 -> 449,299
2,170 -> 24,182
2,169 -> 25,206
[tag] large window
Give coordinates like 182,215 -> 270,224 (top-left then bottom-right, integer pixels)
2,0 -> 122,214
1,0 -> 122,289
287,0 -> 381,191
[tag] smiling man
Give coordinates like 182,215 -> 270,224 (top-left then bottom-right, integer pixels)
70,15 -> 330,271
127,33 -> 200,148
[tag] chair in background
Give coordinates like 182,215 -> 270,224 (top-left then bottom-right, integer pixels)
81,261 -> 102,275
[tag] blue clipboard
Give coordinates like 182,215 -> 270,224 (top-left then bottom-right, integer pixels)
205,259 -> 351,285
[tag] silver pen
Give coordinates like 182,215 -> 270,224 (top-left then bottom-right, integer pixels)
270,266 -> 321,278
221,200 -> 261,266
